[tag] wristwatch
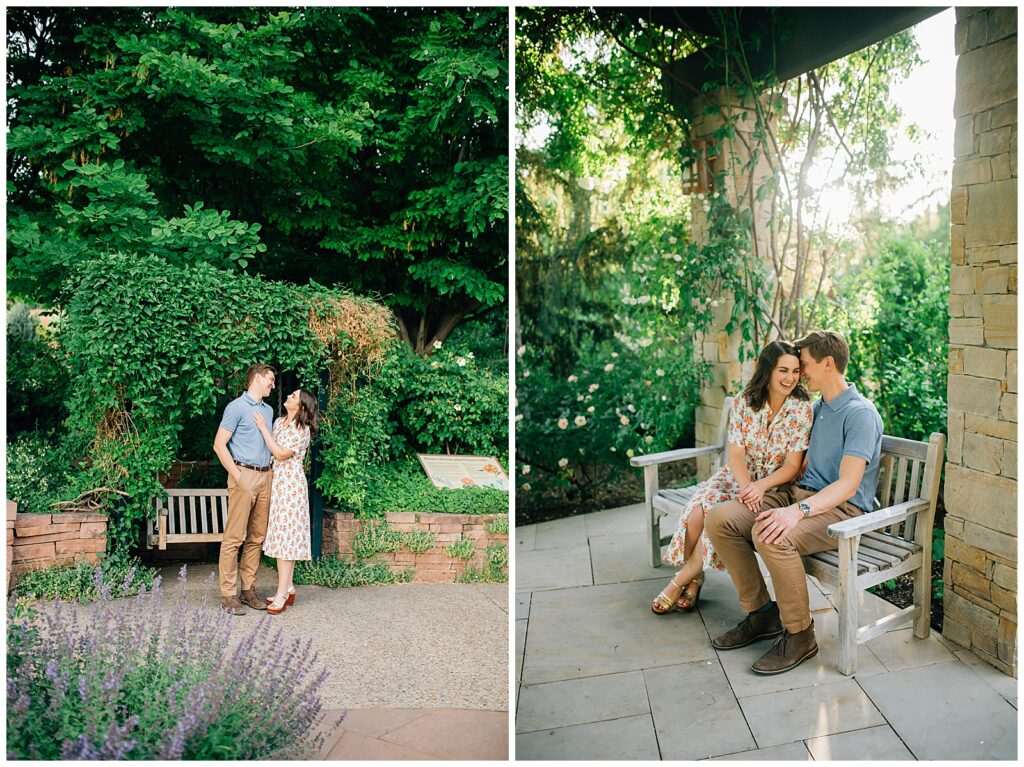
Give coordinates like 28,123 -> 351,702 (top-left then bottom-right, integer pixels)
798,501 -> 812,519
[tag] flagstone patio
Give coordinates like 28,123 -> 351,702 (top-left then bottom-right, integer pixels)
515,503 -> 1018,761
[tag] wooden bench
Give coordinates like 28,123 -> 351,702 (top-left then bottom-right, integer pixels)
630,396 -> 945,675
146,489 -> 229,549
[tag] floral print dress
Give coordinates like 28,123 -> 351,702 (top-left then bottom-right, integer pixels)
263,418 -> 312,561
663,394 -> 814,570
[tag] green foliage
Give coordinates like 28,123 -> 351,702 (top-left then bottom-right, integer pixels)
6,431 -> 73,515
8,7 -> 508,351
457,566 -> 485,583
12,556 -> 156,602
812,232 -> 949,440
485,516 -> 509,534
53,252 -> 390,552
484,544 -> 508,582
444,537 -> 476,561
516,336 -> 703,505
403,530 -> 437,555
293,555 -> 412,588
6,305 -> 69,435
351,520 -> 404,560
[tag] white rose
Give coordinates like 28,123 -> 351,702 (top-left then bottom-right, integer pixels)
627,404 -> 636,413
574,415 -> 587,427
587,405 -> 595,413
454,404 -> 462,411
656,368 -> 665,377
516,345 -> 525,357
645,435 -> 654,444
604,363 -> 614,372
515,414 -> 524,422
558,458 -> 569,468
567,375 -> 578,383
521,482 -> 531,491
523,370 -> 530,377
588,383 -> 599,393
521,465 -> 531,475
557,418 -> 569,429
457,358 -> 467,367
626,449 -> 635,458
433,339 -> 443,350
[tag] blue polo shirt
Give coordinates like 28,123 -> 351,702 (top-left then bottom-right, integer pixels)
219,393 -> 274,468
801,384 -> 883,512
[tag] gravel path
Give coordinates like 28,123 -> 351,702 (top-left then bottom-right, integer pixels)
35,563 -> 509,712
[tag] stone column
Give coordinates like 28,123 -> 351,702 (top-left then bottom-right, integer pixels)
689,89 -> 774,473
944,6 -> 1017,677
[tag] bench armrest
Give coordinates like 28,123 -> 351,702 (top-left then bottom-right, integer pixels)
827,499 -> 929,540
630,444 -> 723,468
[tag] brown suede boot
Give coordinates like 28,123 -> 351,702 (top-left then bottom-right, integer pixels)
239,588 -> 268,611
751,620 -> 818,675
712,603 -> 784,650
221,596 -> 248,615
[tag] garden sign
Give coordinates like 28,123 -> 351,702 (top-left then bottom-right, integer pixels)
416,454 -> 509,491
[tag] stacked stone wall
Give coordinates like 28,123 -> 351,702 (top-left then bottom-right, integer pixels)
8,510 -> 109,589
944,6 -> 1017,676
323,510 -> 509,583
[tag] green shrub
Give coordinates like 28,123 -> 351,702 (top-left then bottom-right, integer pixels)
293,555 -> 412,588
404,530 -> 437,554
12,556 -> 156,602
319,458 -> 509,518
351,520 -> 404,560
485,515 -> 509,534
444,537 -> 476,560
515,334 -> 704,503
6,303 -> 69,435
457,565 -> 484,583
6,431 -> 73,515
485,544 -> 508,582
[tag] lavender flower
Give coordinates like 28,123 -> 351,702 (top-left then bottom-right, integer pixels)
7,569 -> 336,760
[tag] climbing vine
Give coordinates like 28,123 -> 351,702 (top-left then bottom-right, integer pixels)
57,252 -> 394,551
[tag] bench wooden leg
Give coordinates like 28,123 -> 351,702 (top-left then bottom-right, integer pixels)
836,536 -> 859,676
644,465 -> 661,568
158,511 -> 168,551
911,564 -> 931,639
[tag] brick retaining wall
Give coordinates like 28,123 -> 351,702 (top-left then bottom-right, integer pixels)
8,509 -> 108,587
323,510 -> 508,583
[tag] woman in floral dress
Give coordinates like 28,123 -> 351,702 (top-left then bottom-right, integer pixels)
253,389 -> 319,615
651,341 -> 814,614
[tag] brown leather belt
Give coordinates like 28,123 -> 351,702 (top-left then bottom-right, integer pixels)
234,460 -> 271,472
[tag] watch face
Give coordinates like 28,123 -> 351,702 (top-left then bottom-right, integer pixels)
799,502 -> 811,516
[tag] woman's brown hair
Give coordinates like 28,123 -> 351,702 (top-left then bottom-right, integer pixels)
293,390 -> 320,438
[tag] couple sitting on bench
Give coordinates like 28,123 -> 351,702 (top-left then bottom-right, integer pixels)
651,330 -> 883,676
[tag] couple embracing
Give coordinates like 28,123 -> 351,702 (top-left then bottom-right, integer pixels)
652,331 -> 883,675
213,364 -> 320,616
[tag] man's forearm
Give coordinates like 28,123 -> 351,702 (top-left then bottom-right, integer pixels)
214,444 -> 237,477
804,478 -> 858,515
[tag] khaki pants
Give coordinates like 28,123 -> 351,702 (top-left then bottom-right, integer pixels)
706,485 -> 862,633
219,467 -> 273,598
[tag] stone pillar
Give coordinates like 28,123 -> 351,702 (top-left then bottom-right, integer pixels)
689,89 -> 773,472
944,6 -> 1017,677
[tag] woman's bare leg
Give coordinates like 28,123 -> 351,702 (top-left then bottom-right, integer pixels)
276,559 -> 295,601
655,506 -> 705,606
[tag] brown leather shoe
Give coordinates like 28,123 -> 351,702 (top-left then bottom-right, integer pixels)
221,596 -> 248,615
712,603 -> 784,650
751,620 -> 818,675
239,588 -> 268,611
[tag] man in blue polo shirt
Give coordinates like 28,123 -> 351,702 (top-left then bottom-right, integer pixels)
213,363 -> 276,614
706,330 -> 883,674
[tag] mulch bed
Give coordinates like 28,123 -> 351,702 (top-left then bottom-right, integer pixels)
868,558 -> 944,632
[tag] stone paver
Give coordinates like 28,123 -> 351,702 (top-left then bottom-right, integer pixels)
523,579 -> 715,684
516,591 -> 531,620
516,714 -> 660,761
804,724 -> 915,761
645,660 -> 755,760
710,741 -> 814,760
515,506 -> 1018,761
740,679 -> 887,748
516,671 -> 649,733
858,660 -> 1018,760
516,544 -> 592,592
321,708 -> 508,761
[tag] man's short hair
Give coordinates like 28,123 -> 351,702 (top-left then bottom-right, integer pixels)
246,363 -> 277,386
795,330 -> 850,374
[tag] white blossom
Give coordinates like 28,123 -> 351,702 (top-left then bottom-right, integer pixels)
645,435 -> 654,444
567,375 -> 578,383
558,458 -> 569,468
515,414 -> 524,422
521,482 -> 531,491
454,404 -> 462,412
588,383 -> 599,393
620,415 -> 630,426
656,368 -> 665,377
521,464 -> 531,475
626,449 -> 635,458
557,418 -> 569,430
604,363 -> 614,372
627,404 -> 636,413
457,357 -> 467,367
523,370 -> 530,378
574,415 -> 587,427
587,405 -> 595,413
516,345 -> 525,357
433,339 -> 443,350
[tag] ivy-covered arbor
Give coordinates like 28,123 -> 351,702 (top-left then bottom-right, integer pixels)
58,252 -> 395,553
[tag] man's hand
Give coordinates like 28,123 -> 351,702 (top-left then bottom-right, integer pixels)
252,412 -> 267,431
755,504 -> 802,545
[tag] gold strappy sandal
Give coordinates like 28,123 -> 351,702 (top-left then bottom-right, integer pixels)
651,577 -> 685,615
676,573 -> 704,612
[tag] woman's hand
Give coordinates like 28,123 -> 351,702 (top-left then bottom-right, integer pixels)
739,479 -> 767,513
252,412 -> 267,431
